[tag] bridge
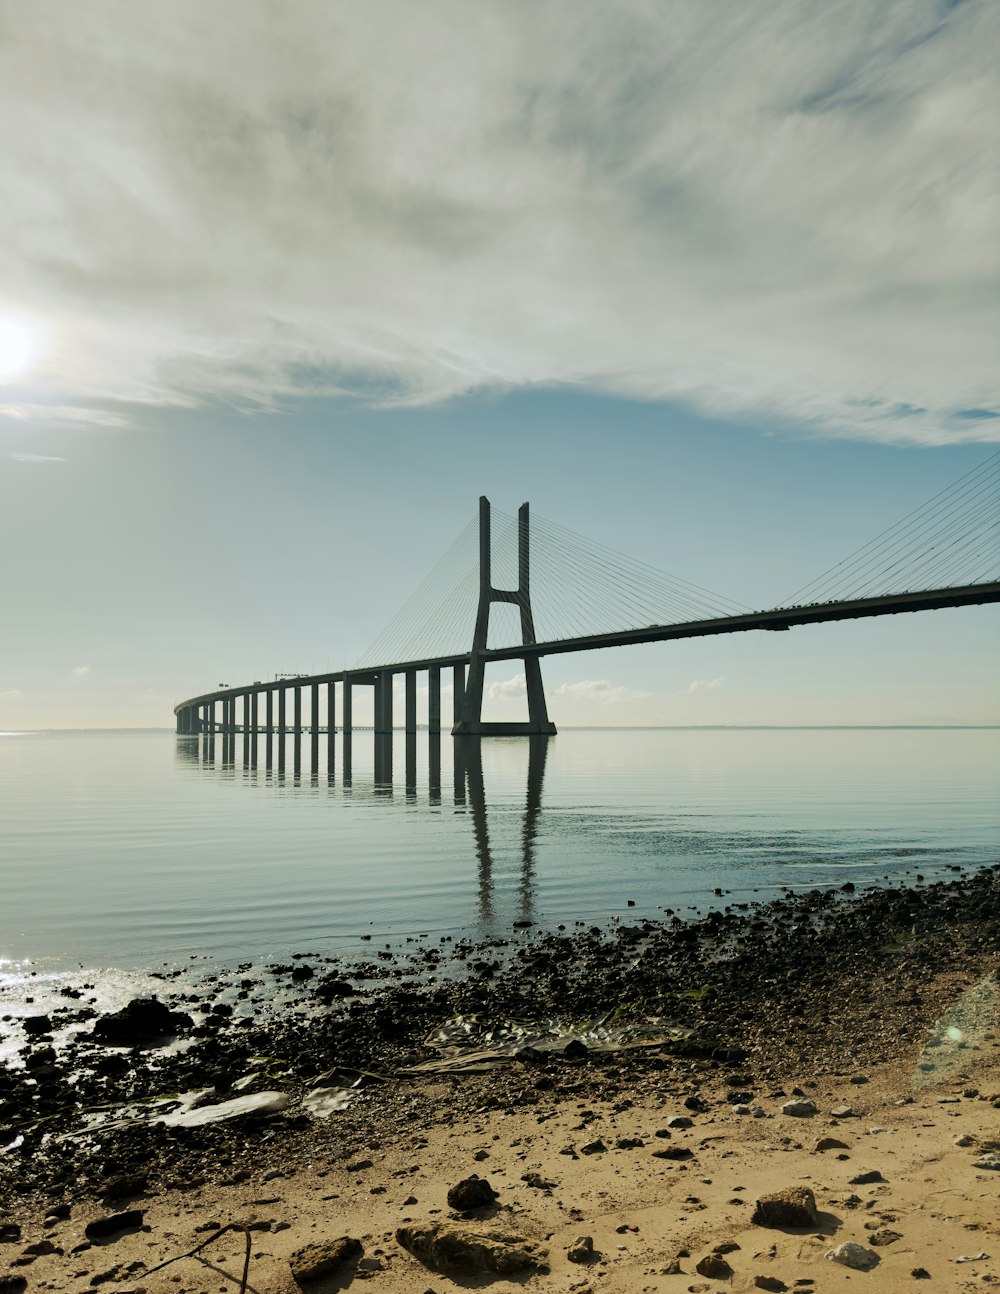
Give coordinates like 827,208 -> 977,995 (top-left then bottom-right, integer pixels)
175,451 -> 999,754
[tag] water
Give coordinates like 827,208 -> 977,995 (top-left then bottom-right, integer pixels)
1,727 -> 997,978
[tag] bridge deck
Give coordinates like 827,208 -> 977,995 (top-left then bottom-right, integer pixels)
174,581 -> 1000,714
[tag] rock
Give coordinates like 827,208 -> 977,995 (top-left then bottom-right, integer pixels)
955,1134 -> 976,1147
972,1152 -> 1000,1170
22,1015 -> 52,1036
446,1177 -> 497,1211
781,1100 -> 817,1117
563,1039 -> 589,1060
0,1224 -> 21,1244
814,1137 -> 849,1152
826,1241 -> 879,1271
22,1240 -> 59,1256
91,998 -> 192,1046
754,1277 -> 788,1292
567,1235 -> 594,1263
290,1237 -> 363,1283
661,1258 -> 684,1274
396,1221 -> 543,1275
100,1175 -> 147,1202
0,1277 -> 28,1294
733,1104 -> 752,1114
849,1169 -> 886,1185
751,1186 -> 819,1229
580,1139 -> 606,1155
911,1268 -> 931,1279
696,1253 -> 733,1279
652,1146 -> 694,1160
666,1116 -> 694,1129
831,1105 -> 855,1118
84,1211 -> 144,1241
869,1228 -> 902,1246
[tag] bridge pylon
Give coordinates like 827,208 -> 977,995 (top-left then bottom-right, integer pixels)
452,496 -> 557,737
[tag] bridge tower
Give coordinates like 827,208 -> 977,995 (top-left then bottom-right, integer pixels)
453,496 -> 557,736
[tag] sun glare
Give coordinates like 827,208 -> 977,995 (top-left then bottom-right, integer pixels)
0,313 -> 44,382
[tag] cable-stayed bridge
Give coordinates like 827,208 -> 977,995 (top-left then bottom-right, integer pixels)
175,451 -> 999,745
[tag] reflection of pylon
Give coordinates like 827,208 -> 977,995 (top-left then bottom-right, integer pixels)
452,497 -> 557,736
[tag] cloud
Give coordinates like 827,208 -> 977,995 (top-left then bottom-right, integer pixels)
688,677 -> 724,694
488,673 -> 527,700
0,690 -> 23,700
0,3 -> 998,443
72,664 -> 91,675
4,450 -> 66,462
0,404 -> 127,428
554,679 -> 651,704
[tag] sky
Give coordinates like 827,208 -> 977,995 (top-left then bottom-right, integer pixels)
0,0 -> 997,729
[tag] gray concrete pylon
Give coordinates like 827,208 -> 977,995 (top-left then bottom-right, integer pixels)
452,496 -> 556,736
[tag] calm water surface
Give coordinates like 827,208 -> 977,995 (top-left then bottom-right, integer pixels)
2,728 -> 997,976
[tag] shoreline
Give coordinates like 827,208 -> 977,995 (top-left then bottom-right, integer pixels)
1,866 -> 997,1290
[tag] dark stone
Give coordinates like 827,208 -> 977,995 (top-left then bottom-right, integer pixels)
91,999 -> 192,1046
0,1224 -> 21,1243
23,1016 -> 52,1037
446,1176 -> 497,1211
100,1175 -> 147,1202
84,1211 -> 144,1240
562,1039 -> 589,1060
849,1170 -> 886,1185
0,1276 -> 28,1293
696,1253 -> 733,1279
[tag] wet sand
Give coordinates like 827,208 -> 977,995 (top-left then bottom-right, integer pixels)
1,867 -> 997,1291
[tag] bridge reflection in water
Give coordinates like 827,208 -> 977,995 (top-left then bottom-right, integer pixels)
174,728 -> 549,926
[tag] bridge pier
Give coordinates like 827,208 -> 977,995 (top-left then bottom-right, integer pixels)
278,687 -> 286,735
293,685 -> 302,736
405,669 -> 417,734
374,672 -> 393,734
452,663 -> 465,728
428,666 -> 441,733
327,681 -> 336,771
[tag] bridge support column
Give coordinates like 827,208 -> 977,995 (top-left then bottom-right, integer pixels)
405,669 -> 417,734
453,497 -> 556,736
374,672 -> 393,734
342,678 -> 352,783
327,681 -> 336,770
277,687 -> 286,734
428,666 -> 441,733
250,692 -> 258,763
453,664 -> 465,728
293,686 -> 302,736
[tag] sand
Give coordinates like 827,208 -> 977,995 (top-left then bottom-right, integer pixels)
3,1000 -> 997,1293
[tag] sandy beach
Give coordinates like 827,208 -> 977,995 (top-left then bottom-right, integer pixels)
2,869 -> 997,1293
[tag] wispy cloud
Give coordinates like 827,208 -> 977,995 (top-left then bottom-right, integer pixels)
554,679 -> 650,705
4,451 -> 65,462
0,689 -> 23,700
688,677 -> 724,694
1,3 -> 997,442
0,404 -> 127,427
72,665 -> 91,675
